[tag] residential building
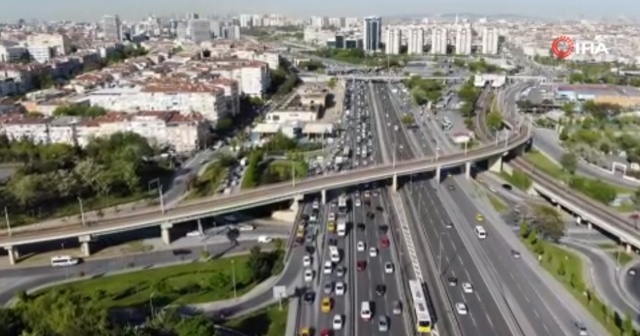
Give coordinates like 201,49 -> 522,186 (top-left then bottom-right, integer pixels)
431,28 -> 448,55
188,19 -> 211,44
210,61 -> 270,97
86,83 -> 226,122
0,42 -> 27,63
385,28 -> 401,55
311,16 -> 327,28
102,15 -> 123,42
407,28 -> 425,55
455,25 -> 472,55
239,14 -> 253,28
482,27 -> 500,55
363,16 -> 382,52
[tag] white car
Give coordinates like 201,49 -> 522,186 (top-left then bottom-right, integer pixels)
355,199 -> 362,207
238,224 -> 255,231
335,282 -> 345,296
304,269 -> 314,282
312,201 -> 319,210
332,314 -> 343,330
186,230 -> 202,237
462,282 -> 473,293
384,262 -> 394,274
257,235 -> 272,243
323,261 -> 333,274
369,247 -> 378,257
455,303 -> 468,315
303,255 -> 312,267
328,212 -> 336,222
357,241 -> 366,252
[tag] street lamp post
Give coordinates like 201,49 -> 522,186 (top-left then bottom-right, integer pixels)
4,207 -> 11,237
78,197 -> 86,227
149,178 -> 165,214
231,259 -> 237,299
149,292 -> 156,317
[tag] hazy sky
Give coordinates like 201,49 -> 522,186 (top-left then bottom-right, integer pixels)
2,0 -> 640,22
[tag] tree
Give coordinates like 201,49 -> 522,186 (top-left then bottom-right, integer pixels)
0,308 -> 25,336
208,270 -> 232,291
622,313 -> 633,336
274,237 -> 285,251
226,227 -> 240,245
533,205 -> 565,241
486,111 -> 503,131
519,221 -> 530,239
401,114 -> 415,125
560,152 -> 578,175
557,261 -> 566,276
247,245 -> 273,282
561,102 -> 575,117
175,314 -> 220,336
216,118 -> 233,132
327,77 -> 337,89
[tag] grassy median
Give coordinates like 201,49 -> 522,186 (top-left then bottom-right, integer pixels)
224,302 -> 289,336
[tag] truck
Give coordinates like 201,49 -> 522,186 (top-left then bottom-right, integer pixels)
240,157 -> 248,167
338,193 -> 348,213
337,217 -> 347,237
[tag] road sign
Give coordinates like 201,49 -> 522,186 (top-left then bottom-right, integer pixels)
272,286 -> 287,299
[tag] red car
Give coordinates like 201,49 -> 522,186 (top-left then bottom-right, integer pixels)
357,260 -> 367,271
320,329 -> 331,336
380,236 -> 390,248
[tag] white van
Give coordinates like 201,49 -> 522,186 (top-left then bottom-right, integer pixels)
475,226 -> 487,239
51,255 -> 79,267
360,301 -> 372,320
329,246 -> 341,263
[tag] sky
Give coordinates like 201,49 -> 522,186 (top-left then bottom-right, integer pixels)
2,0 -> 640,22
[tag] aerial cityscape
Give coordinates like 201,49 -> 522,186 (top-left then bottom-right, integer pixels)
0,2 -> 640,336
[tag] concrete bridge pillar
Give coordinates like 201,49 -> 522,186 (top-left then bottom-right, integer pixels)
392,174 -> 398,191
79,235 -> 92,257
489,156 -> 503,173
161,222 -> 174,245
435,166 -> 441,183
465,162 -> 472,180
587,222 -> 592,230
626,243 -> 632,253
321,189 -> 327,205
4,246 -> 18,265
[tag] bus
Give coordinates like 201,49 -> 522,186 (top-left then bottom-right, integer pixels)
408,280 -> 432,333
338,193 -> 348,214
342,146 -> 351,158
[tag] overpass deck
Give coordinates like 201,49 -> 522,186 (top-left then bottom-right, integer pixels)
0,130 -> 531,248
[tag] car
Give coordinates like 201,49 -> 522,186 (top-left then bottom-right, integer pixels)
357,260 -> 367,271
384,262 -> 394,274
336,266 -> 345,277
300,327 -> 311,336
502,184 -> 513,190
312,200 -> 320,210
628,268 -> 637,276
355,199 -> 362,207
448,277 -> 457,286
323,261 -> 333,274
445,222 -> 453,229
303,292 -> 315,304
455,303 -> 468,315
328,238 -> 338,246
575,322 -> 588,335
332,314 -> 343,330
357,241 -> 366,252
335,282 -> 345,295
357,223 -> 366,231
375,284 -> 386,296
186,230 -> 202,237
369,247 -> 378,257
320,329 -> 330,336
258,235 -> 273,243
321,297 -> 332,313
377,315 -> 389,332
448,184 -> 455,190
303,255 -> 312,267
511,250 -> 521,258
238,224 -> 255,231
376,205 -> 384,212
367,212 -> 375,219
304,269 -> 314,282
378,225 -> 388,234
475,214 -> 484,222
392,300 -> 402,315
462,282 -> 473,293
380,237 -> 390,248
364,191 -> 371,198
323,282 -> 333,294
328,212 -> 336,222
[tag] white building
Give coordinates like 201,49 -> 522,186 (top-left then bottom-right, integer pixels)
431,28 -> 448,55
86,83 -> 226,123
233,50 -> 280,70
239,14 -> 253,28
407,28 -> 424,55
188,19 -> 211,43
385,28 -> 401,55
363,16 -> 382,52
455,25 -> 473,55
482,27 -> 500,55
102,15 -> 123,42
311,16 -> 328,28
211,61 -> 269,98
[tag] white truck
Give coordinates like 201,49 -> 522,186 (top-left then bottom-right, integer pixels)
337,217 -> 347,237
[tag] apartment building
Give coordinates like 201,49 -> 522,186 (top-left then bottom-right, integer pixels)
455,25 -> 473,55
431,28 -> 448,55
0,111 -> 208,152
407,28 -> 425,55
210,61 -> 269,98
482,27 -> 500,55
385,28 -> 401,55
232,50 -> 280,70
86,82 -> 226,122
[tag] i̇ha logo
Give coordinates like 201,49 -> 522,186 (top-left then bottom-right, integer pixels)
551,35 -> 609,60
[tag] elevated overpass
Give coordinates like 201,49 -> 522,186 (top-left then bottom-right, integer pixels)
328,74 -> 547,83
0,129 -> 532,264
476,89 -> 640,253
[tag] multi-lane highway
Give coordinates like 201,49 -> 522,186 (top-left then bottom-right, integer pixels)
373,82 -> 516,335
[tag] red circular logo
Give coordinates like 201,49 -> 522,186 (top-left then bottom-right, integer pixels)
551,35 -> 574,60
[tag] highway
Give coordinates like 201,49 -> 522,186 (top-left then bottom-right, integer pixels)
0,127 -> 530,250
375,82 -> 515,335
